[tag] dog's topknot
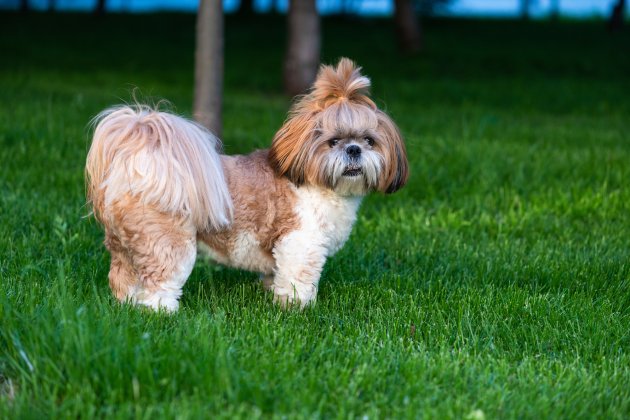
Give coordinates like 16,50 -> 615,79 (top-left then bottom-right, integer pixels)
307,58 -> 376,110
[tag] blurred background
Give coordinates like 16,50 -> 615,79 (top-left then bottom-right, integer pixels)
1,1 -> 629,416
0,0 -> 625,18
2,0 -> 626,136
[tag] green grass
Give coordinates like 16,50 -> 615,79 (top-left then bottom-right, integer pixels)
1,12 -> 630,418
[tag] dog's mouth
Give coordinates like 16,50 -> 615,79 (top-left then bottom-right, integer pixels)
342,166 -> 363,177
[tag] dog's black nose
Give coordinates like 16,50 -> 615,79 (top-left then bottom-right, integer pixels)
346,145 -> 361,158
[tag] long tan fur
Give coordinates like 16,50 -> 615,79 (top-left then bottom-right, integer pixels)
86,58 -> 407,311
86,105 -> 233,231
269,58 -> 408,193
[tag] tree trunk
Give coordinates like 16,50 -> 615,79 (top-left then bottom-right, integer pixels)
20,0 -> 29,13
520,0 -> 530,20
94,0 -> 106,16
550,0 -> 560,20
284,0 -> 320,96
194,0 -> 224,137
238,0 -> 254,16
342,0 -> 354,16
273,0 -> 282,14
608,0 -> 625,31
393,0 -> 422,53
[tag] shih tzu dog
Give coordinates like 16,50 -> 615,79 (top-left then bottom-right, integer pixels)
86,58 -> 408,311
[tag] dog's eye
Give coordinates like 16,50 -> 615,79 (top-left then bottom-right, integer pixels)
364,136 -> 375,146
328,138 -> 339,147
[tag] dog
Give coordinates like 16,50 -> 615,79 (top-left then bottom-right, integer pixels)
86,58 -> 408,311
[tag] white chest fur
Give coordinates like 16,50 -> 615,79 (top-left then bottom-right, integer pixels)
264,185 -> 363,306
292,185 -> 362,256
198,185 -> 362,280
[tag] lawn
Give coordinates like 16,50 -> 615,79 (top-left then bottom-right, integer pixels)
1,12 -> 629,418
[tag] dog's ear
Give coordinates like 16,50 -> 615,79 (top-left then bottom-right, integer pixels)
268,109 -> 318,185
376,110 -> 408,193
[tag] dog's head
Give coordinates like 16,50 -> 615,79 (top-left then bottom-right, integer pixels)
269,58 -> 408,196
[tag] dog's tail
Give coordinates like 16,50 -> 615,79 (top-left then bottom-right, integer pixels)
85,105 -> 232,231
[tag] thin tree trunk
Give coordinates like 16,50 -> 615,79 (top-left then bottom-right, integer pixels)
550,0 -> 559,20
94,0 -> 106,16
393,0 -> 422,53
521,0 -> 530,20
20,0 -> 29,13
342,0 -> 353,16
194,0 -> 224,137
238,0 -> 254,16
284,0 -> 320,96
608,0 -> 625,31
273,0 -> 282,14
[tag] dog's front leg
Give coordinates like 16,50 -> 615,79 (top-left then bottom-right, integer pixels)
270,233 -> 327,308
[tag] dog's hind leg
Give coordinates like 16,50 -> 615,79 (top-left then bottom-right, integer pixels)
106,244 -> 136,302
129,236 -> 197,312
104,200 -> 197,312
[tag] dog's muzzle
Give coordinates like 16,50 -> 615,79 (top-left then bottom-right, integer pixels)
342,162 -> 363,177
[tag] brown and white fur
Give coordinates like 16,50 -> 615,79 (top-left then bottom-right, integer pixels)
85,58 -> 408,311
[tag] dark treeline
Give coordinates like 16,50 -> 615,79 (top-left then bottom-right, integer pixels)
7,0 -> 626,135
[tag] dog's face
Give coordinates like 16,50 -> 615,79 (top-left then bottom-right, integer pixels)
297,102 -> 405,196
269,58 -> 408,196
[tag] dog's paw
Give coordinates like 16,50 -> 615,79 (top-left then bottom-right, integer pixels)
260,275 -> 275,292
271,289 -> 316,310
272,293 -> 300,309
130,292 -> 180,313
